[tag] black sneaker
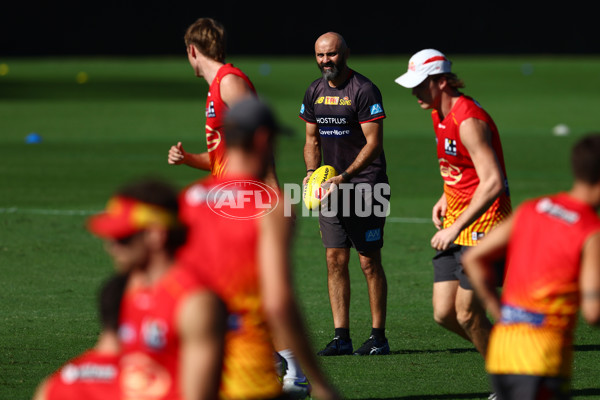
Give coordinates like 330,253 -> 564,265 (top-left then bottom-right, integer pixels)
353,335 -> 390,355
317,336 -> 353,356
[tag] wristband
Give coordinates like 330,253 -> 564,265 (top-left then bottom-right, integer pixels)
306,169 -> 315,174
341,171 -> 351,181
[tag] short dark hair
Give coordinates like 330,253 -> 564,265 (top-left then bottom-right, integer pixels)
98,273 -> 128,332
184,17 -> 226,63
116,177 -> 187,254
571,133 -> 600,184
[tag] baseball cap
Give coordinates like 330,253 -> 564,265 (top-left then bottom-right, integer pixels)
224,97 -> 291,142
87,196 -> 178,240
395,49 -> 452,88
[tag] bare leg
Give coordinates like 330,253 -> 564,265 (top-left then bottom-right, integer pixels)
326,247 -> 351,328
358,249 -> 387,329
432,281 -> 472,342
455,286 -> 493,357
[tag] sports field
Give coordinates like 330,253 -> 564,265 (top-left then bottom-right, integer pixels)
1,55 -> 600,399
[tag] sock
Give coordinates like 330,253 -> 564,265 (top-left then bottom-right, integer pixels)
334,327 -> 350,340
371,327 -> 386,340
278,349 -> 306,381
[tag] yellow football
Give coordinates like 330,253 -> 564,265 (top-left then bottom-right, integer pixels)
303,165 -> 337,210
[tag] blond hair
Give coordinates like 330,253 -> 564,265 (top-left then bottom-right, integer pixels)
184,18 -> 226,63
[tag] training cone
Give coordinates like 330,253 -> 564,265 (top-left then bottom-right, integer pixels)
25,133 -> 42,144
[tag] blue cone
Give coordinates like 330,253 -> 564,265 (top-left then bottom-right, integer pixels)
25,133 -> 42,144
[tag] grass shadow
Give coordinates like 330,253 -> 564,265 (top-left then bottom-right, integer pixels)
390,347 -> 478,355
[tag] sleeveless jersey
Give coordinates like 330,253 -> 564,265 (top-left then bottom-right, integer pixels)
433,95 -> 511,245
206,64 -> 256,178
119,266 -> 203,400
299,70 -> 388,184
45,350 -> 120,400
486,193 -> 600,377
178,174 -> 282,399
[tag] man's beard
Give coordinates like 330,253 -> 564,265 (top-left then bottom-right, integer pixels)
319,58 -> 345,81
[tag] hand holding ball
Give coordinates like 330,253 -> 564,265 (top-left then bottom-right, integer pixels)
303,165 -> 337,210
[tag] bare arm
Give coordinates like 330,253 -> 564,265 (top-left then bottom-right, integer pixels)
462,215 -> 514,321
31,378 -> 49,400
178,290 -> 227,400
432,192 -> 448,230
219,74 -> 255,107
326,120 -> 384,185
431,118 -> 506,250
580,232 -> 600,326
168,142 -> 211,170
259,203 -> 339,400
303,122 -> 321,184
168,74 -> 253,170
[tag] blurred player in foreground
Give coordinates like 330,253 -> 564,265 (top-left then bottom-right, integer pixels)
300,32 -> 390,357
32,274 -> 127,400
178,97 -> 340,399
88,178 -> 227,400
168,17 -> 278,187
168,17 -> 296,385
395,49 -> 511,381
463,133 -> 600,400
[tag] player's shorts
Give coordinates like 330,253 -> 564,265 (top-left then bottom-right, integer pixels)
318,183 -> 389,254
432,244 -> 504,290
489,374 -> 571,400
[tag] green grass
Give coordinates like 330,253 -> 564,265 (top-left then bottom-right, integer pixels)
1,55 -> 600,399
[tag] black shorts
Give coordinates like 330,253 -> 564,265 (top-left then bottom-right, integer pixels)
490,374 -> 571,400
318,183 -> 389,253
432,244 -> 504,290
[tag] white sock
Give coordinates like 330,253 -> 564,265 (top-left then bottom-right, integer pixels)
278,349 -> 306,381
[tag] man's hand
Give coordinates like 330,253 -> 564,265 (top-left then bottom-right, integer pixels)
430,225 -> 461,251
302,170 -> 313,186
168,142 -> 187,165
432,194 -> 447,230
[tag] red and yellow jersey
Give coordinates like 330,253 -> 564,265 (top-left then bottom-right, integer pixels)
119,267 -> 203,400
44,350 -> 120,400
433,95 -> 511,245
487,193 -> 600,377
178,174 -> 282,400
206,64 -> 256,178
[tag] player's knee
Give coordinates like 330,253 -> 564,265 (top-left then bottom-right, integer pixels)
432,306 -> 455,328
326,254 -> 349,274
359,259 -> 384,277
455,309 -> 475,330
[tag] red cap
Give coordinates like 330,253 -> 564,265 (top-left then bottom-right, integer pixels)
87,196 -> 177,239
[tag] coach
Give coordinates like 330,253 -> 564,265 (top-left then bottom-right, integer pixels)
299,32 -> 390,357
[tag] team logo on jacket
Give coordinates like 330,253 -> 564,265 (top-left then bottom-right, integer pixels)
444,138 -> 457,156
206,126 -> 222,152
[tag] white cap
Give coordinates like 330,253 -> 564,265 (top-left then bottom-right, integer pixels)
395,49 -> 452,88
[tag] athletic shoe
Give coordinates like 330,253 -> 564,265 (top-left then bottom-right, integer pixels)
317,336 -> 353,356
353,335 -> 390,355
488,393 -> 497,400
282,376 -> 312,400
274,352 -> 288,382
